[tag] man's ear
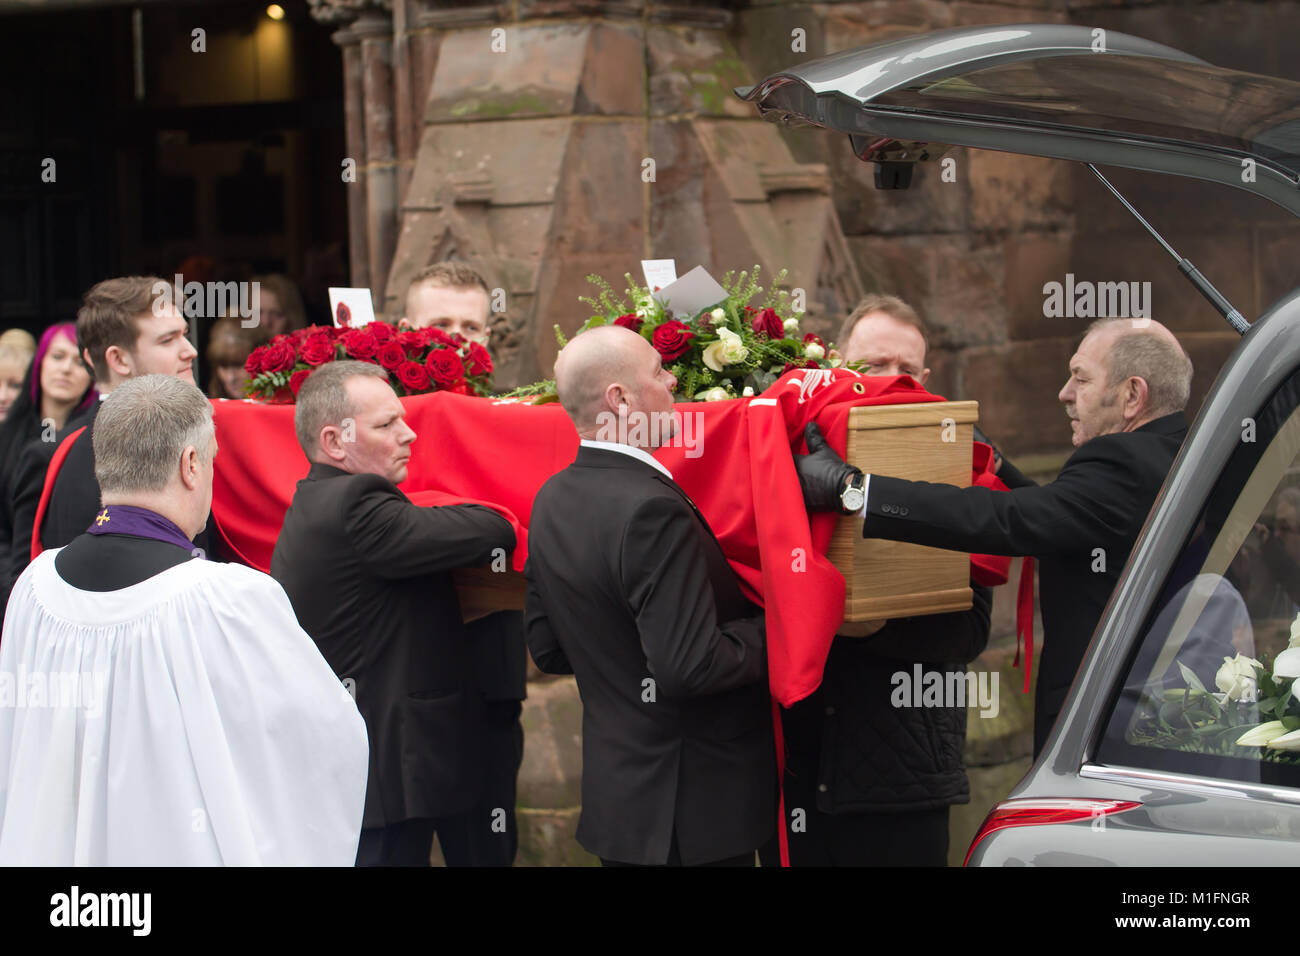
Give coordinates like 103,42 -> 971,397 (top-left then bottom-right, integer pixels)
103,345 -> 132,378
318,425 -> 348,463
1125,376 -> 1150,419
918,367 -> 932,387
397,317 -> 412,331
179,445 -> 201,491
604,382 -> 627,415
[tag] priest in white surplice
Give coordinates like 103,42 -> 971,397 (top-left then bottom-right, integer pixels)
0,374 -> 368,865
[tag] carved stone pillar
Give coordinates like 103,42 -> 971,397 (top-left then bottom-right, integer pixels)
354,14 -> 398,302
379,0 -> 862,389
312,0 -> 397,292
333,25 -> 370,289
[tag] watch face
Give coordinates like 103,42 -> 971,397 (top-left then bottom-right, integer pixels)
842,487 -> 865,512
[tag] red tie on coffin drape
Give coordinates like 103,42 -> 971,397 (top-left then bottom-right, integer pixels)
207,368 -> 1013,865
1016,556 -> 1036,694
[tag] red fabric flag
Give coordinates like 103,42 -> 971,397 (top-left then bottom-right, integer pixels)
209,368 -> 1010,708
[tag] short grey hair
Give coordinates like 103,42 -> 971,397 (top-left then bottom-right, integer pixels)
94,374 -> 214,495
293,360 -> 388,457
1087,319 -> 1193,416
837,293 -> 927,351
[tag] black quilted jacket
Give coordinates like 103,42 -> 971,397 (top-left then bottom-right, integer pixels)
781,582 -> 993,813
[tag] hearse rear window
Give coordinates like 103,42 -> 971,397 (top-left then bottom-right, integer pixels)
1098,368 -> 1300,786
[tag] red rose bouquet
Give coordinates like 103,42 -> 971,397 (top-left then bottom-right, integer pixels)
243,320 -> 494,403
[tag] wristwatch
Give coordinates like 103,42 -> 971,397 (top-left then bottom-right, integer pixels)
839,472 -> 866,514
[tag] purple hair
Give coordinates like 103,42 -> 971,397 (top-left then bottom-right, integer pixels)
31,322 -> 96,412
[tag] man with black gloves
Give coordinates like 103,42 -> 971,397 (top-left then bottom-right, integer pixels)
766,297 -> 992,866
796,317 -> 1191,759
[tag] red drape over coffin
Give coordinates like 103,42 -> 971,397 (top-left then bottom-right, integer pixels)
211,368 -> 1009,707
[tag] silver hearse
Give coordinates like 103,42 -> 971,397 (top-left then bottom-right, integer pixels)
739,24 -> 1300,864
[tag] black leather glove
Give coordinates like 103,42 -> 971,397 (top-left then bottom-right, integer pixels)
795,422 -> 863,513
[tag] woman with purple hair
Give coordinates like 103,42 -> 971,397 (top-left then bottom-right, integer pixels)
0,323 -> 95,613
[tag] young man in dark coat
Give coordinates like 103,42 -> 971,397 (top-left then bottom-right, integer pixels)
271,360 -> 516,866
9,276 -> 205,588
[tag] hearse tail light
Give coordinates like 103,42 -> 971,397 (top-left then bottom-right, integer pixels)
964,798 -> 1143,866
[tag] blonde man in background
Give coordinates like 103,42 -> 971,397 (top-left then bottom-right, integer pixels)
0,330 -> 36,425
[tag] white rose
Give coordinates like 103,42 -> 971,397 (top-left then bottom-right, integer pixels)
1215,653 -> 1263,702
694,386 -> 729,402
804,343 -> 826,361
1289,611 -> 1300,648
1236,720 -> 1289,747
1274,646 -> 1300,681
702,327 -> 748,372
828,348 -> 844,369
710,307 -> 726,322
783,317 -> 800,333
742,386 -> 754,397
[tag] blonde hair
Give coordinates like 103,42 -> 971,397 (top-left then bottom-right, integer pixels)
0,328 -> 35,376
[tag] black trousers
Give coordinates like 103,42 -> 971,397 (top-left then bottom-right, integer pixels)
601,832 -> 756,867
356,818 -> 438,867
434,700 -> 525,867
756,780 -> 950,867
355,701 -> 525,867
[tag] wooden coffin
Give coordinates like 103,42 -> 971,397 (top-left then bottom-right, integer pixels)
454,398 -> 980,625
454,566 -> 526,622
830,400 -> 979,625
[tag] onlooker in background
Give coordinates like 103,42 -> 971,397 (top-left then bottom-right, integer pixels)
0,323 -> 95,612
763,295 -> 992,867
253,274 -> 307,338
8,277 -> 204,590
0,330 -> 36,425
398,262 -> 491,344
206,316 -> 268,400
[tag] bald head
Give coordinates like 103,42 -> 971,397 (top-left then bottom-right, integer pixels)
555,325 -> 678,444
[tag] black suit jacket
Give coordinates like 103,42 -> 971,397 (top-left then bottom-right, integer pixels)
525,445 -> 774,865
7,401 -> 99,593
863,412 -> 1187,755
270,462 -> 516,828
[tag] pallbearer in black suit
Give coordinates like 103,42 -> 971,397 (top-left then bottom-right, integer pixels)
525,325 -> 774,867
398,262 -> 526,867
797,318 -> 1192,757
271,361 -> 517,867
